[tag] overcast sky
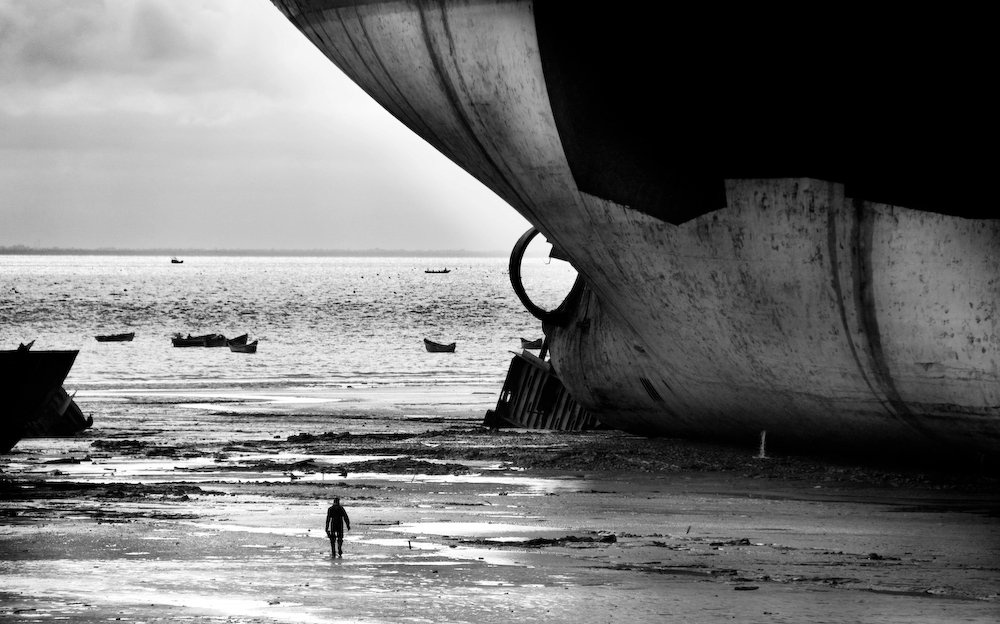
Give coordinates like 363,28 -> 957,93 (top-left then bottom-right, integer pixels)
0,0 -> 530,252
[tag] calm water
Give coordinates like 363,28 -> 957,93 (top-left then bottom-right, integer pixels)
0,255 -> 576,393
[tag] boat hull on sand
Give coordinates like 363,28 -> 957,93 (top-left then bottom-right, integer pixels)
271,2 -> 998,462
0,347 -> 82,452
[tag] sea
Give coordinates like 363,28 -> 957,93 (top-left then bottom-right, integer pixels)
1,254 -> 577,398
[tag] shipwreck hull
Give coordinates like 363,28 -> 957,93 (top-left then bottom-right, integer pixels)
544,180 -> 999,457
271,1 -> 999,459
0,348 -> 80,452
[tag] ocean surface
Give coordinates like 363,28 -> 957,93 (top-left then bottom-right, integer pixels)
1,255 -> 577,395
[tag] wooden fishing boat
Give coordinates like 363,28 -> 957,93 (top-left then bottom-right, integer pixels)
229,339 -> 258,354
95,332 -> 135,342
203,334 -> 228,347
424,268 -> 450,274
171,333 -> 227,347
520,337 -> 543,350
423,338 -> 456,353
227,334 -> 249,346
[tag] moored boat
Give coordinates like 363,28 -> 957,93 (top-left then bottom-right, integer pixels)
423,338 -> 456,353
227,334 -> 249,346
171,333 -> 227,347
424,268 -> 450,274
95,332 -> 135,342
520,337 -> 543,350
229,340 -> 258,354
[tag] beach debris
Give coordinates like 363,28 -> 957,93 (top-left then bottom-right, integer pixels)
710,538 -> 753,547
484,352 -> 597,431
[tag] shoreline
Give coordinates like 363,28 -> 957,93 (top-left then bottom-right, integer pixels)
2,386 -> 999,622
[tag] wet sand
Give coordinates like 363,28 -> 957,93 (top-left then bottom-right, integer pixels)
2,386 -> 999,623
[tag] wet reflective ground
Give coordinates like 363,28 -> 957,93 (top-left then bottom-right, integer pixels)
2,387 -> 999,623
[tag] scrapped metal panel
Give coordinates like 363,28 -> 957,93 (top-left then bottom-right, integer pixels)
484,352 -> 599,431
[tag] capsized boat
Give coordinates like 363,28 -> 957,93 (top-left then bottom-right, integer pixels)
0,343 -> 83,452
271,2 -> 998,462
423,338 -> 456,353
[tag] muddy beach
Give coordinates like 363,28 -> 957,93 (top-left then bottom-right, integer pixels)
2,386 -> 999,623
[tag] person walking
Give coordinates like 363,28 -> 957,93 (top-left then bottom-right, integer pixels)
325,497 -> 351,557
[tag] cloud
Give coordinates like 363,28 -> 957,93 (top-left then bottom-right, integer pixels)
0,0 -> 529,251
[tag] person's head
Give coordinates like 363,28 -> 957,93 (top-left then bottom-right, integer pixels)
333,497 -> 340,504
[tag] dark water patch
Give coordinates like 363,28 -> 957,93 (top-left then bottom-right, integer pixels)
460,533 -> 617,548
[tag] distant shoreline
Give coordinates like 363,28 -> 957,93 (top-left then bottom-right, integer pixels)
0,246 -> 512,258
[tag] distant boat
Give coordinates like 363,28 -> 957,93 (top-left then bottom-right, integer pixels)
423,338 -> 456,353
171,257 -> 183,264
424,268 -> 450,274
171,333 -> 227,347
203,334 -> 228,347
229,339 -> 258,354
227,334 -> 248,346
520,337 -> 543,349
95,332 -> 135,342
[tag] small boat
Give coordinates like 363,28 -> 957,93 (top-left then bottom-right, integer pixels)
227,334 -> 249,346
171,257 -> 183,264
423,338 -> 456,353
229,340 -> 258,354
520,337 -> 543,349
95,332 -> 135,342
424,268 -> 450,274
172,333 -> 205,347
203,334 -> 228,347
171,333 -> 227,347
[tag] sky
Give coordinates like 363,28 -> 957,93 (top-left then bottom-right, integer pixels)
0,0 -> 531,252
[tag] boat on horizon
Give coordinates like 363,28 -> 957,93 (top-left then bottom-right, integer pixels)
424,268 -> 450,274
171,257 -> 183,264
95,332 -> 135,342
423,338 -> 456,353
271,2 -> 998,464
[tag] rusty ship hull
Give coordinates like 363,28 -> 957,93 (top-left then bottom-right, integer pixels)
270,1 -> 999,460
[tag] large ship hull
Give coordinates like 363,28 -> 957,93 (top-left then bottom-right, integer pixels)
0,348 -> 81,452
271,1 -> 999,460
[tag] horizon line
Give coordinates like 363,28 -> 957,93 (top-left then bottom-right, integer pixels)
0,245 -> 521,258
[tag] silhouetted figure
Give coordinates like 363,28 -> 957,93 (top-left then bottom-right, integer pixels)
325,497 -> 351,557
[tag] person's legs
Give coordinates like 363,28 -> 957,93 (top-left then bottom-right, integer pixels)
336,530 -> 344,556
